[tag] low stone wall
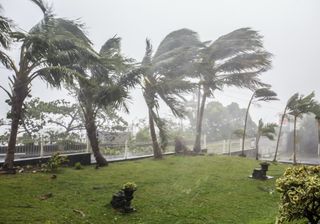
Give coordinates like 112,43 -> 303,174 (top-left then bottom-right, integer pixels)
0,152 -> 91,167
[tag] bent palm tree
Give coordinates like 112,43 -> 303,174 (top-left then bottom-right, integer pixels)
189,28 -> 273,153
255,119 -> 277,160
0,0 -> 94,169
241,88 -> 278,156
73,37 -> 138,166
286,92 -> 317,164
140,37 -> 195,159
273,93 -> 299,161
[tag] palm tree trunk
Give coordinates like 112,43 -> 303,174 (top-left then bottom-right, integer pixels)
3,76 -> 28,170
273,107 -> 287,162
193,89 -> 207,153
84,112 -> 108,166
148,108 -> 162,159
241,93 -> 254,156
293,116 -> 297,165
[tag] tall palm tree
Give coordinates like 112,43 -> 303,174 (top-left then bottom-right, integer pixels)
255,119 -> 277,160
188,28 -> 273,153
286,92 -> 317,164
241,88 -> 278,156
0,0 -> 95,169
273,93 -> 299,161
140,37 -> 195,159
72,37 -> 139,166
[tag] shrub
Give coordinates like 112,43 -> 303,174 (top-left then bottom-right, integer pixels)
74,162 -> 82,170
276,165 -> 320,224
122,182 -> 137,191
42,153 -> 68,172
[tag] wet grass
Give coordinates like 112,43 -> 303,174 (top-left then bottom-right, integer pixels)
0,155 -> 291,224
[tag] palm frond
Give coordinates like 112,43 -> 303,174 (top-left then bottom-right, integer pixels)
254,88 -> 278,101
208,27 -> 264,61
215,50 -> 272,74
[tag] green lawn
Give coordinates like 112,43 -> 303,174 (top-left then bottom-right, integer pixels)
0,156 -> 292,224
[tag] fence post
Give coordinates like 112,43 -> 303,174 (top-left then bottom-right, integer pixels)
124,140 -> 128,159
222,140 -> 226,154
86,136 -> 91,153
40,133 -> 44,158
203,134 -> 207,149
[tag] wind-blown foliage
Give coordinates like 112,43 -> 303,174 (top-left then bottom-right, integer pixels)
166,28 -> 274,153
68,36 -> 139,166
241,87 -> 278,156
273,93 -> 300,161
139,38 -> 195,159
0,0 -> 98,169
285,92 -> 318,164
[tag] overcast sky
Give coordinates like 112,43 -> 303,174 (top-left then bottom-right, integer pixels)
1,0 -> 320,127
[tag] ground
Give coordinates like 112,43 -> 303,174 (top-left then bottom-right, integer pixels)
0,155 -> 300,224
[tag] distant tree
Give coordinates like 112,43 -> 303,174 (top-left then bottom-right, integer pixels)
0,0 -> 95,169
255,119 -> 277,160
186,101 -> 257,141
241,88 -> 278,156
273,93 -> 299,161
286,92 -> 317,164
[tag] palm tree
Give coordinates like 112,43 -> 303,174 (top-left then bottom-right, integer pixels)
286,92 -> 317,164
255,119 -> 277,160
273,93 -> 299,161
187,28 -> 273,153
241,88 -> 278,156
72,37 -> 138,166
0,0 -> 95,169
140,37 -> 195,159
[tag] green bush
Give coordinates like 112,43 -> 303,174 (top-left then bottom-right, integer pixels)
42,153 -> 68,172
74,162 -> 82,170
276,165 -> 320,224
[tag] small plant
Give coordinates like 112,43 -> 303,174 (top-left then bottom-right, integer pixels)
74,162 -> 82,170
276,165 -> 320,224
122,182 -> 137,191
42,153 -> 68,172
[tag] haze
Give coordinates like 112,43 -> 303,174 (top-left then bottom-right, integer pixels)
1,0 -> 320,124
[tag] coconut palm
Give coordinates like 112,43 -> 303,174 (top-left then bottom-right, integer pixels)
189,28 -> 273,153
140,37 -> 195,159
241,88 -> 278,156
286,92 -> 317,164
255,119 -> 277,160
71,37 -> 139,166
273,93 -> 299,161
0,0 -> 96,169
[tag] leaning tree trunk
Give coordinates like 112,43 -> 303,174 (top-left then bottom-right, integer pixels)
273,106 -> 287,162
3,76 -> 29,170
84,112 -> 108,166
241,93 -> 254,156
293,116 -> 297,165
148,108 -> 162,159
193,89 -> 207,153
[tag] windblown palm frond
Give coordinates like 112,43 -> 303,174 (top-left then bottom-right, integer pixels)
207,28 -> 264,61
254,88 -> 278,102
287,92 -> 318,118
0,6 -> 12,49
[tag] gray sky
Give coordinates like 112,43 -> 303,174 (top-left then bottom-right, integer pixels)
1,0 -> 320,127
